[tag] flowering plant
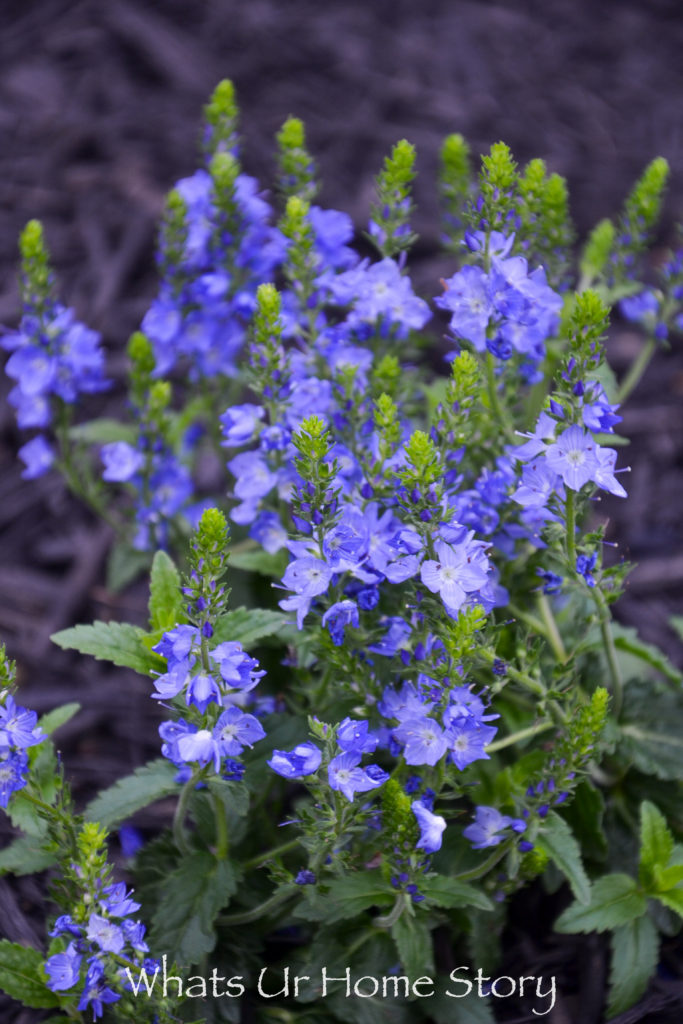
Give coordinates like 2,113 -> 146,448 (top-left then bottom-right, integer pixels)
1,81 -> 682,1022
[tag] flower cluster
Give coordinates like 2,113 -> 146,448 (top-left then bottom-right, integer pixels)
0,694 -> 44,806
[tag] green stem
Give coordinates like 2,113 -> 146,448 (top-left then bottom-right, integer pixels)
617,335 -> 657,404
536,593 -> 567,663
212,791 -> 229,860
453,843 -> 509,883
507,602 -> 547,637
374,892 -> 406,929
565,489 -> 576,570
220,886 -> 296,925
242,838 -> 300,871
484,352 -> 512,441
479,649 -> 546,697
485,719 -> 556,754
593,587 -> 624,718
173,771 -> 199,855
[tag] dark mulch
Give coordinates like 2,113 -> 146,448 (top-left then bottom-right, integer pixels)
1,2 -> 682,1022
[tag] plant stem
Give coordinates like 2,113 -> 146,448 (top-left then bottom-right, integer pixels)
212,790 -> 229,860
453,843 -> 509,882
173,771 -> 199,855
565,489 -> 576,570
593,587 -> 624,718
374,892 -> 406,928
242,838 -> 301,871
484,352 -> 512,441
617,335 -> 657,404
220,886 -> 296,925
536,593 -> 567,663
485,719 -> 556,754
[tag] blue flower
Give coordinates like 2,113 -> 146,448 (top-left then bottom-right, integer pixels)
420,536 -> 490,615
393,717 -> 448,766
86,913 -> 125,955
336,718 -> 378,754
45,942 -> 82,992
412,800 -> 446,853
100,442 -> 144,483
463,806 -> 526,850
17,435 -> 55,479
328,752 -> 388,802
322,600 -> 359,645
267,741 -> 322,779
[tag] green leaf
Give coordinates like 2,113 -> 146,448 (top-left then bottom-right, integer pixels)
0,940 -> 59,1009
9,741 -> 59,836
0,835 -> 56,876
229,548 -> 289,579
150,852 -> 238,964
85,759 -> 179,828
429,984 -> 496,1024
613,629 -> 682,684
391,913 -> 435,980
37,702 -> 80,737
107,542 -> 151,592
560,781 -> 607,862
670,615 -> 683,641
420,876 -> 493,912
51,621 -> 163,676
555,874 -> 647,933
536,811 -> 591,904
148,551 -> 184,631
655,887 -> 683,917
69,417 -> 137,445
607,915 -> 659,1018
212,607 -> 290,647
639,800 -> 674,887
294,872 -> 394,924
619,723 -> 683,781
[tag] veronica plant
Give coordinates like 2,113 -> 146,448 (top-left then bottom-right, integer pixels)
1,81 -> 682,1023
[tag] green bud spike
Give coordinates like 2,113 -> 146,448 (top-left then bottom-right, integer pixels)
439,133 -> 471,251
477,142 -> 518,237
374,393 -> 401,448
293,415 -> 332,461
196,507 -> 230,559
370,139 -> 418,258
580,218 -> 616,284
372,354 -> 401,397
210,151 -> 240,211
159,189 -> 189,280
148,380 -> 172,418
402,430 -> 441,486
622,157 -> 669,238
203,79 -> 240,158
381,778 -> 419,849
254,282 -> 283,343
448,350 -> 480,410
276,116 -> 318,203
19,219 -> 53,313
0,644 -> 16,689
127,331 -> 155,376
279,196 -> 317,300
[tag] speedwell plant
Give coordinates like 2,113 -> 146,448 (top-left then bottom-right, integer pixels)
1,80 -> 682,1022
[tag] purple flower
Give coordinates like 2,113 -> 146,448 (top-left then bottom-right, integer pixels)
45,942 -> 82,992
420,536 -> 490,614
412,800 -> 446,853
213,706 -> 266,760
86,913 -> 125,954
447,721 -> 497,770
185,671 -> 221,713
281,557 -> 333,599
435,265 -> 492,350
328,752 -> 388,802
100,441 -> 144,483
463,805 -> 525,850
268,741 -> 322,779
0,752 -> 29,806
210,643 -> 264,691
220,403 -> 265,446
393,717 -> 448,766
545,426 -> 598,491
18,435 -> 54,479
336,718 -> 378,754
322,600 -> 359,645
77,959 -> 120,1018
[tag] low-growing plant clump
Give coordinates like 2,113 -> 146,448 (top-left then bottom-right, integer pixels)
1,81 -> 682,1023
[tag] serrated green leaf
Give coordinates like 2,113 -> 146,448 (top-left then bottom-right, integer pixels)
212,607 -> 290,647
0,940 -> 59,1009
0,835 -> 56,876
560,781 -> 607,862
613,629 -> 682,684
536,811 -> 591,904
391,913 -> 434,980
555,874 -> 646,933
150,852 -> 238,963
654,864 -> 683,890
655,887 -> 683,917
85,759 -> 178,828
429,983 -> 496,1023
68,418 -> 137,445
294,872 -> 394,924
420,876 -> 493,911
639,801 -> 674,888
51,621 -> 163,676
37,703 -> 80,737
619,723 -> 683,781
148,550 -> 184,631
607,915 -> 659,1018
229,548 -> 289,579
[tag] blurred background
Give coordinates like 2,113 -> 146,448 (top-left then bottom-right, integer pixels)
0,2 -> 682,1018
